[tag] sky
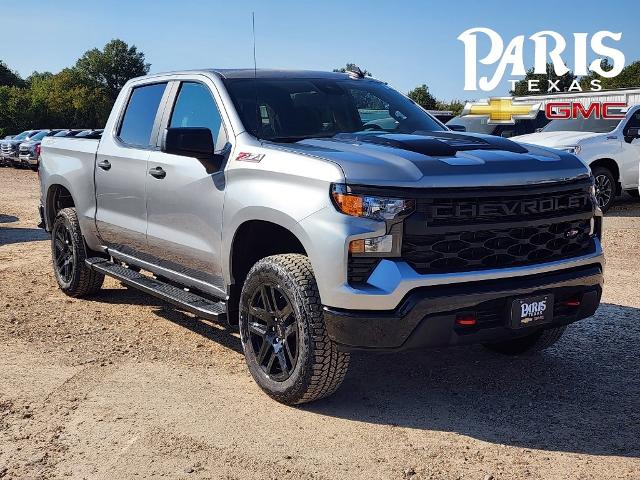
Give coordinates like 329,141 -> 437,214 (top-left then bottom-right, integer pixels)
1,0 -> 638,101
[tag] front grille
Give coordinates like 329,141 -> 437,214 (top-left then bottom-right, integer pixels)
1,144 -> 13,154
400,181 -> 596,275
403,219 -> 594,274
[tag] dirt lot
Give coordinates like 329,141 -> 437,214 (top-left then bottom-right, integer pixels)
1,167 -> 639,480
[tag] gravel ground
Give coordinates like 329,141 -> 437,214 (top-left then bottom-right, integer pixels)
1,166 -> 639,480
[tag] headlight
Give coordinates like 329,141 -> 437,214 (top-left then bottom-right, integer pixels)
562,145 -> 582,155
330,184 -> 415,221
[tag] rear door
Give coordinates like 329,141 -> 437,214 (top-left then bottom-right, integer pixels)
95,82 -> 169,255
145,80 -> 231,295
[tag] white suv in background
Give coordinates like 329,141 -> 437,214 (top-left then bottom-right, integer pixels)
513,105 -> 640,211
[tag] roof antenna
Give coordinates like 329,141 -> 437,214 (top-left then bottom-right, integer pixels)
252,12 -> 261,141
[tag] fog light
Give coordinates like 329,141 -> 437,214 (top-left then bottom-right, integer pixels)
349,234 -> 394,254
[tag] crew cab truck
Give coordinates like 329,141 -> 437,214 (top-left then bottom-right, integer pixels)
513,105 -> 640,212
39,69 -> 604,405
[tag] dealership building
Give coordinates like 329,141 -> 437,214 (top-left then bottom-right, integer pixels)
515,87 -> 640,107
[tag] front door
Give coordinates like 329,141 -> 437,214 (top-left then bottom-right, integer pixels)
623,109 -> 640,189
145,80 -> 231,294
95,82 -> 169,255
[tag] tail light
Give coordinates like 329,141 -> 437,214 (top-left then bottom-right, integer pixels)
35,144 -> 41,156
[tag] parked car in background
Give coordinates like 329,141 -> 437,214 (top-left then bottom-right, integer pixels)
512,105 -> 640,211
1,130 -> 42,166
74,129 -> 104,139
52,129 -> 86,138
447,111 -> 550,138
18,129 -> 65,170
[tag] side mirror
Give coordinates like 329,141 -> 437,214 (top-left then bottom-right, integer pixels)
161,127 -> 224,170
162,127 -> 214,158
448,124 -> 466,132
627,127 -> 640,139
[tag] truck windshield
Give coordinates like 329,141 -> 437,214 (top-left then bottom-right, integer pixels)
13,131 -> 31,141
542,115 -> 624,134
224,77 -> 445,141
30,130 -> 51,141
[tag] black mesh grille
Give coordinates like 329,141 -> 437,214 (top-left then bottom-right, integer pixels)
403,219 -> 594,274
348,257 -> 379,285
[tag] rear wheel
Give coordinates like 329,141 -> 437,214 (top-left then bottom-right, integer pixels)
592,166 -> 616,212
239,254 -> 350,405
483,326 -> 566,355
51,208 -> 104,297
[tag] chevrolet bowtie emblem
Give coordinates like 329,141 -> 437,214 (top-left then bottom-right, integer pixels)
461,97 -> 542,125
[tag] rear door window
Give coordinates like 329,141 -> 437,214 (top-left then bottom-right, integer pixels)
118,83 -> 167,147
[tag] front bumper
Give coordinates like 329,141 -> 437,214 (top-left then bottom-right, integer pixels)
323,264 -> 603,351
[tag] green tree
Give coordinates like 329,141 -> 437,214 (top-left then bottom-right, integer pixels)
435,99 -> 465,116
0,61 -> 24,88
75,39 -> 150,102
407,84 -> 437,110
510,63 -> 576,96
333,63 -> 372,77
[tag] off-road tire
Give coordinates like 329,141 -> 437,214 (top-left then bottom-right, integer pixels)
51,207 -> 104,297
592,166 -> 616,213
239,254 -> 350,405
483,326 -> 567,355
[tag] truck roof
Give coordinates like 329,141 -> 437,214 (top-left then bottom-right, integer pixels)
139,68 -> 379,81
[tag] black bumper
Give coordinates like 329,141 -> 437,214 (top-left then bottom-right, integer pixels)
324,264 -> 603,351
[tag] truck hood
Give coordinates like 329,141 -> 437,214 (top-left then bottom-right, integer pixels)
511,131 -> 604,148
268,132 -> 590,188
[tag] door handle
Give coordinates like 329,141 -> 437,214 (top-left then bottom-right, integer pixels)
149,166 -> 166,179
97,159 -> 111,171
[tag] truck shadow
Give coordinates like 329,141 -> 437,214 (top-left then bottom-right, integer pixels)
306,302 -> 640,458
89,287 -> 243,355
0,226 -> 49,245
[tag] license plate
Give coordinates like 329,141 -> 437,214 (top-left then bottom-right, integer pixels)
510,294 -> 553,328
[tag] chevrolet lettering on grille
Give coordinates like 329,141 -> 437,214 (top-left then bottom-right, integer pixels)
430,194 -> 589,219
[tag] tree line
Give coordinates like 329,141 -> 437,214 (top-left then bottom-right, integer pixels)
2,50 -> 637,138
0,39 -> 149,137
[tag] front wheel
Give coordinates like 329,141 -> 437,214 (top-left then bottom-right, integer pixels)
51,208 -> 104,297
239,254 -> 350,405
592,166 -> 616,213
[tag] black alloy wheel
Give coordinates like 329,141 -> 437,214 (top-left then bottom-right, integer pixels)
53,220 -> 75,284
246,283 -> 299,381
592,167 -> 616,212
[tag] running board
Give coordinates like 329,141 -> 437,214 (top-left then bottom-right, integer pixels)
85,257 -> 227,322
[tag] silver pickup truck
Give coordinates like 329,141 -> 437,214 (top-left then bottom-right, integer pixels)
39,69 -> 604,404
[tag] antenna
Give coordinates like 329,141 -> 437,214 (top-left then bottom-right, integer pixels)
252,12 -> 261,141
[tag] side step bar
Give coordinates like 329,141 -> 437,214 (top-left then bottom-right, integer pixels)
86,257 -> 227,322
